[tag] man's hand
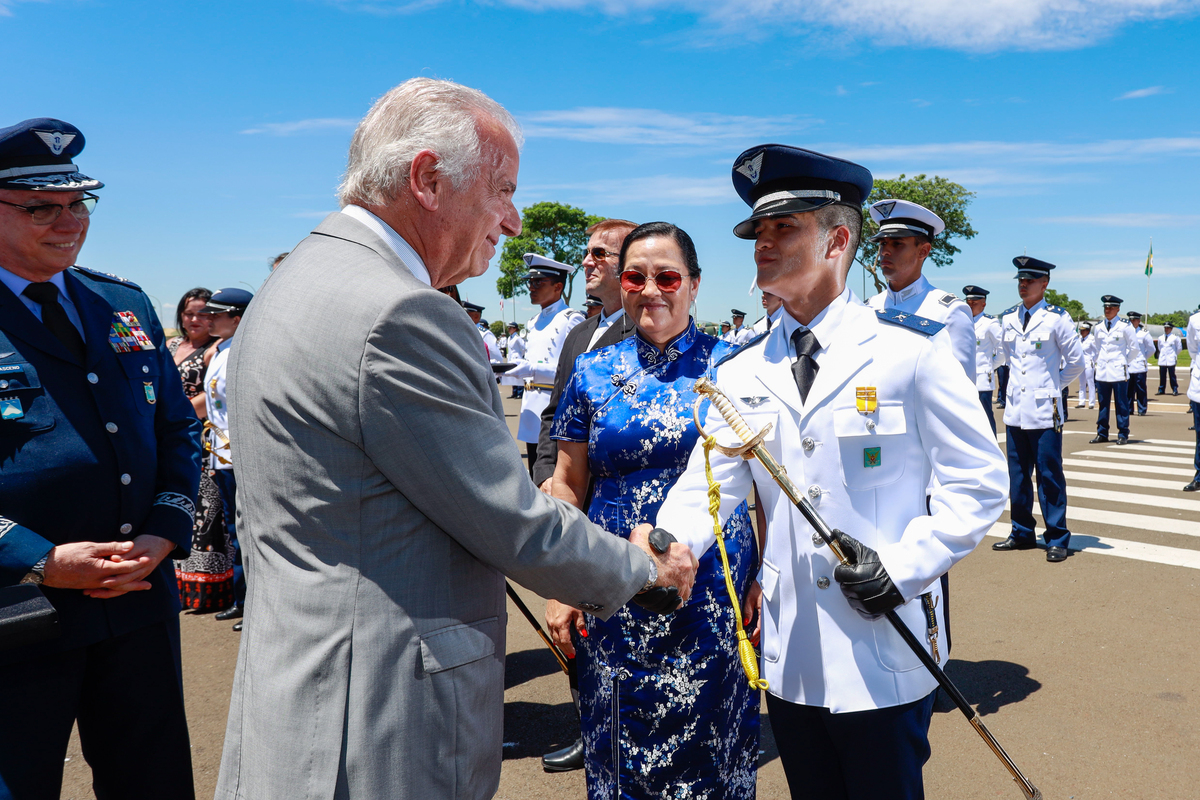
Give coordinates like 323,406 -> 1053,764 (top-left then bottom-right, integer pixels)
742,578 -> 762,647
832,532 -> 905,619
545,598 -> 586,658
629,523 -> 698,609
538,477 -> 554,496
40,535 -> 175,600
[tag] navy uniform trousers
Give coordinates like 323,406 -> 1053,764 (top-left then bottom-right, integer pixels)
978,391 -> 996,435
1127,371 -> 1149,414
995,365 -> 1009,407
1006,427 -> 1070,549
1095,380 -> 1131,439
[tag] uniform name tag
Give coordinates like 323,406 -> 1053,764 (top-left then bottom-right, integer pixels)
0,397 -> 24,420
864,446 -> 881,468
0,365 -> 22,373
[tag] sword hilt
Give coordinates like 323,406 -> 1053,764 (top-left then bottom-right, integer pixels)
695,377 -> 755,442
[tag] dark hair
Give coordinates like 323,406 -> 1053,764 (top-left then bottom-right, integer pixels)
270,252 -> 290,270
438,284 -> 462,303
618,221 -> 701,279
814,204 -> 863,272
175,287 -> 212,333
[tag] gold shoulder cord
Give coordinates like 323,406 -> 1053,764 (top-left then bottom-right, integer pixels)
701,433 -> 768,691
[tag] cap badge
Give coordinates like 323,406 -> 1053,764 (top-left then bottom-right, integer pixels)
1016,257 -> 1029,266
735,152 -> 764,185
876,201 -> 896,218
33,130 -> 75,156
856,387 -> 877,415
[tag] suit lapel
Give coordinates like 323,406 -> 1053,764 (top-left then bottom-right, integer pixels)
754,326 -> 804,416
0,277 -> 77,363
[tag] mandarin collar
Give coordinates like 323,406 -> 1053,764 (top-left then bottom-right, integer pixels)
887,273 -> 931,304
634,319 -> 699,365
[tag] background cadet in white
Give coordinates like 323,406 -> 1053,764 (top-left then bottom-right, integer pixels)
1126,311 -> 1156,415
1078,323 -> 1098,408
964,285 -> 1003,435
463,300 -> 501,363
502,253 -> 584,474
1156,321 -> 1182,396
718,320 -> 733,341
729,308 -> 756,345
752,289 -> 784,334
1091,295 -> 1136,445
651,144 -> 1007,800
865,199 -> 975,383
1185,308 -> 1200,492
992,258 -> 1084,563
501,320 -> 525,398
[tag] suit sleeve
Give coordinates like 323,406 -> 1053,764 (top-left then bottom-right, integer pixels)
0,518 -> 54,586
359,293 -> 650,619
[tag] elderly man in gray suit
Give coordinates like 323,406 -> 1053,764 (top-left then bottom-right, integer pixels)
215,78 -> 698,800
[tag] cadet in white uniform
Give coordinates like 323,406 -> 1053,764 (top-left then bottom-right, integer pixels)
462,301 -> 502,363
865,199 -> 974,384
1157,322 -> 1182,396
1185,308 -> 1200,492
964,285 -> 1003,435
501,254 -> 585,474
1091,295 -> 1136,444
718,320 -> 733,341
502,320 -> 525,398
1126,311 -> 1156,415
752,290 -> 784,334
1078,322 -> 1098,408
992,258 -> 1084,562
654,145 -> 1007,800
728,308 -> 756,346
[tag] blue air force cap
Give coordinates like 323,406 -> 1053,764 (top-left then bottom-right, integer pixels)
1101,295 -> 1123,307
868,199 -> 944,242
962,285 -> 989,299
731,144 -> 873,239
462,301 -> 485,313
202,288 -> 253,314
523,253 -> 572,282
1127,311 -> 1143,320
0,118 -> 103,192
1012,256 -> 1055,279
584,295 -> 603,308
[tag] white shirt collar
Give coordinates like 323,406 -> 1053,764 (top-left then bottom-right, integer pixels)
341,205 -> 431,286
887,273 -> 931,304
778,287 -> 853,357
539,297 -> 568,318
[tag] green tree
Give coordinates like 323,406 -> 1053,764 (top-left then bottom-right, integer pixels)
1044,289 -> 1090,321
858,174 -> 977,293
489,320 -> 507,338
1147,310 -> 1190,328
496,202 -> 602,304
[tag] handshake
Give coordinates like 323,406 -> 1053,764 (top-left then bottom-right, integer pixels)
628,523 -> 699,614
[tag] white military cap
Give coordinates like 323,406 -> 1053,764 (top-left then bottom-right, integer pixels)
868,199 -> 945,242
523,253 -> 572,281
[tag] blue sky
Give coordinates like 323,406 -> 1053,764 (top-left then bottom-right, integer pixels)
4,0 -> 1199,328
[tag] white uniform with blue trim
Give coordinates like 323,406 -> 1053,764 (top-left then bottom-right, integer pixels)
657,289 -> 1007,713
1129,327 -> 1155,373
503,298 -> 584,442
1093,317 -> 1136,383
973,313 -> 1003,391
999,300 -> 1084,430
867,274 -> 975,384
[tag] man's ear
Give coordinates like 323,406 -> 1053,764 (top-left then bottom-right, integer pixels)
825,224 -> 851,262
409,150 -> 442,213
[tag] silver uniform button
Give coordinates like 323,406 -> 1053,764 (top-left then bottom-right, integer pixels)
807,484 -> 821,500
802,437 -> 815,452
812,532 -> 824,547
87,373 -> 99,384
142,365 -> 150,374
120,523 -> 132,534
0,381 -> 6,390
817,577 -> 831,590
106,422 -> 118,433
120,473 -> 131,485
865,419 -> 876,431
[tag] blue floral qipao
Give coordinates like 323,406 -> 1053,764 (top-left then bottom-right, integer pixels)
551,322 -> 760,800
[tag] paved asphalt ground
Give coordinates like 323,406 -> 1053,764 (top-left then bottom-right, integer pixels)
60,374 -> 1200,799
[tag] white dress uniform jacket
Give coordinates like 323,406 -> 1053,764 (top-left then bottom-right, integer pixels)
1158,332 -> 1182,367
729,325 -> 756,346
1093,317 -> 1136,383
867,274 -> 975,383
999,300 -> 1084,431
973,312 -> 1003,391
478,325 -> 501,363
1129,327 -> 1155,373
499,334 -> 526,387
1188,311 -> 1200,403
205,339 -> 234,470
504,298 -> 584,442
1081,332 -> 1099,368
752,307 -> 783,335
657,290 -> 1007,713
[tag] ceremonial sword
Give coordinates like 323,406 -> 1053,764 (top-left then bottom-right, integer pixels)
506,582 -> 571,676
691,377 -> 1043,800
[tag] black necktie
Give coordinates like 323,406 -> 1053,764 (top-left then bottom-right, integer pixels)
1107,320 -> 1112,331
790,328 -> 820,403
1022,310 -> 1031,331
23,282 -> 86,362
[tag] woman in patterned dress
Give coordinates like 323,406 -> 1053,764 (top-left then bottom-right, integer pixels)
548,222 -> 760,799
167,288 -> 235,611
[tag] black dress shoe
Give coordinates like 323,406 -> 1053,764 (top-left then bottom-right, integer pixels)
1089,435 -> 1109,444
215,604 -> 243,621
1156,391 -> 1165,395
542,738 -> 585,772
992,538 -> 1036,551
1184,481 -> 1200,492
1117,436 -> 1128,445
232,621 -> 243,632
1046,546 -> 1068,563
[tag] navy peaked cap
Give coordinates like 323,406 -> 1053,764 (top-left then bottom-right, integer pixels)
731,144 -> 873,239
1101,295 -> 1123,306
731,309 -> 747,316
962,285 -> 989,298
584,295 -> 603,307
1012,256 -> 1055,279
202,288 -> 253,313
462,301 -> 485,313
1127,311 -> 1142,319
0,118 -> 103,192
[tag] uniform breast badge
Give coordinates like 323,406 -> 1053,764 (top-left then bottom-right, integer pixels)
0,397 -> 24,420
856,386 -> 877,414
864,446 -> 881,468
108,311 -> 155,353
144,382 -> 156,405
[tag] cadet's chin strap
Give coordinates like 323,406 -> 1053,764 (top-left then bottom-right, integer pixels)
703,434 -> 768,691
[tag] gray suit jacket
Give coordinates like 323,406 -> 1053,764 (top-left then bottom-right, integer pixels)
215,213 -> 651,800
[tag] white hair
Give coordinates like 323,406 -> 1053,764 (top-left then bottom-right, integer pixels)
337,78 -> 523,208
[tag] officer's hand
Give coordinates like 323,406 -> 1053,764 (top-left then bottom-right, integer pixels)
742,578 -> 762,647
545,599 -> 586,658
82,535 -> 176,599
832,533 -> 905,620
43,541 -> 145,591
629,523 -> 698,611
538,477 -> 554,496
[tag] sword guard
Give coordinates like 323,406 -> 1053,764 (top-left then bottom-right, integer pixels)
692,394 -> 772,460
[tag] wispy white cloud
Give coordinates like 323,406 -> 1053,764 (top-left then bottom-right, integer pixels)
1035,213 -> 1200,227
522,175 -> 733,206
1115,85 -> 1171,100
241,118 -> 357,136
331,0 -> 1200,52
519,107 -> 817,147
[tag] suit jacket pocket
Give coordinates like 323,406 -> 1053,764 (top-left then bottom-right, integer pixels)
419,616 -> 499,674
0,362 -> 55,434
833,404 -> 906,489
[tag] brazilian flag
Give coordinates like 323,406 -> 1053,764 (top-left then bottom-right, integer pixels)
1145,242 -> 1153,277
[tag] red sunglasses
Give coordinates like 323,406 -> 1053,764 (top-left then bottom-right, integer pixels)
620,270 -> 684,294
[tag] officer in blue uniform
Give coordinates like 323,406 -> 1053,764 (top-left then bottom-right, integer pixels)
992,257 -> 1083,562
0,119 -> 201,798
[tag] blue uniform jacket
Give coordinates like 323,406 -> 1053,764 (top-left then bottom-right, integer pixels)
0,267 -> 201,659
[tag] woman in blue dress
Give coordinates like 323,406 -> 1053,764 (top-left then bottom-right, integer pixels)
547,222 -> 760,799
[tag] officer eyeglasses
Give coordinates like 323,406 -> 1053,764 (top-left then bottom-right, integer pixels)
586,246 -> 619,261
620,270 -> 684,294
0,193 -> 99,225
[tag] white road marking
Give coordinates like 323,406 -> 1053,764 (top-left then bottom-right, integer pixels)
984,524 -> 1200,570
1060,469 -> 1196,492
1062,458 -> 1195,478
1005,501 -> 1200,537
1069,450 -> 1194,466
1052,484 -> 1200,513
1105,442 -> 1194,454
